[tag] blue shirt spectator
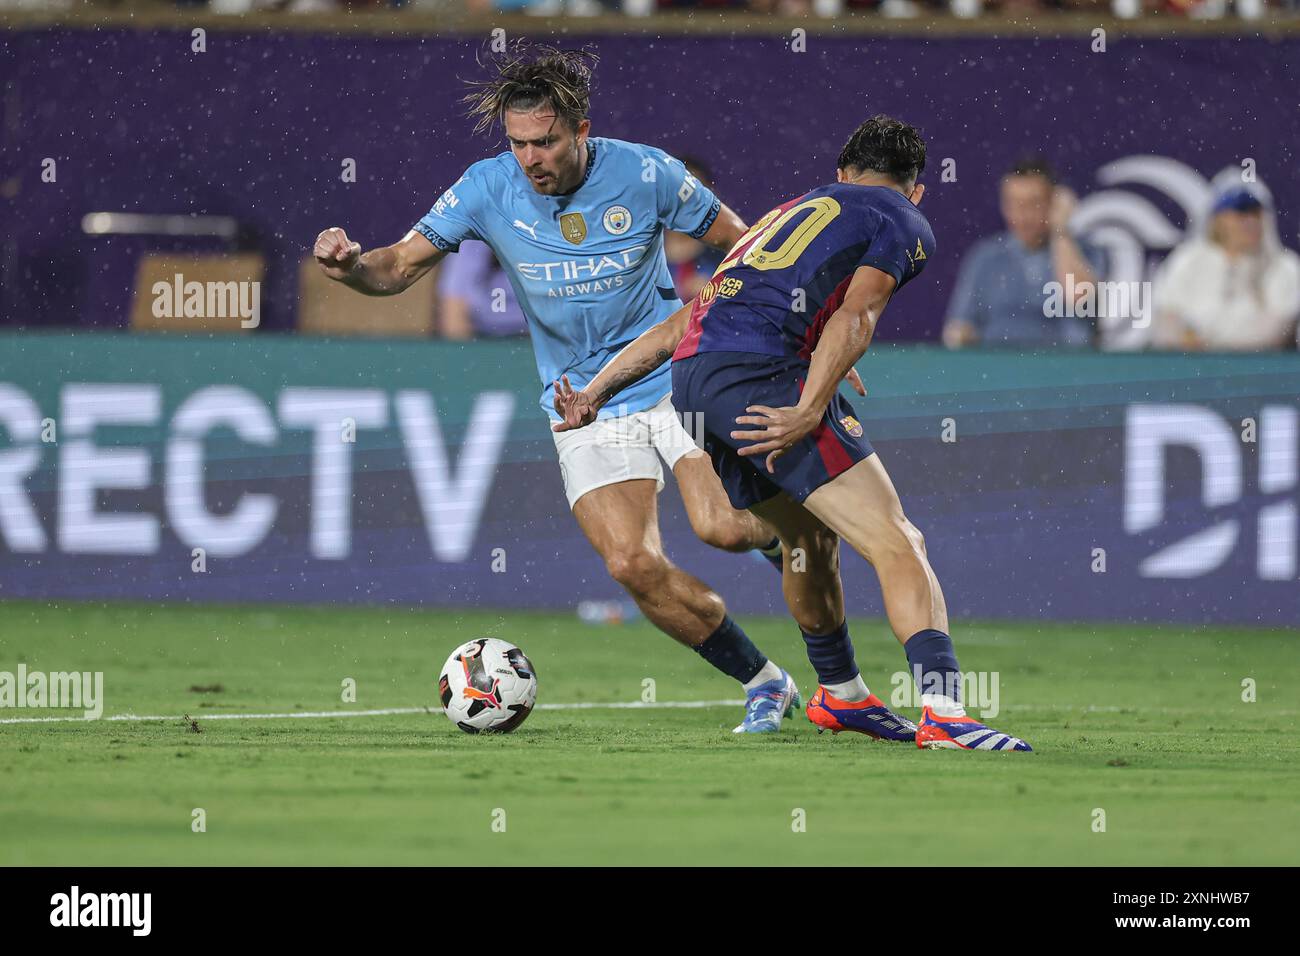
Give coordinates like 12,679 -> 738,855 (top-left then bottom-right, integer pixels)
945,232 -> 1107,348
944,159 -> 1106,349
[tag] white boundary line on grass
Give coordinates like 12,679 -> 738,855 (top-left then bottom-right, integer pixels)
4,700 -> 1280,726
0,699 -> 748,726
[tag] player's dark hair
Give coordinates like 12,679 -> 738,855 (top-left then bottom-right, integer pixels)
1005,156 -> 1057,184
462,43 -> 598,135
837,115 -> 927,187
678,155 -> 713,188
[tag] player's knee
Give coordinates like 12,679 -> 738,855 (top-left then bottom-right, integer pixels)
894,519 -> 928,562
604,547 -> 667,595
868,517 -> 926,565
908,522 -> 928,556
694,515 -> 752,553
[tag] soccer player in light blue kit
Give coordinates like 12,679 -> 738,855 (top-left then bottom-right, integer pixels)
313,47 -> 808,732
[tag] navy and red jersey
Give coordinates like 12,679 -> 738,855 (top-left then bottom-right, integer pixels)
673,183 -> 935,361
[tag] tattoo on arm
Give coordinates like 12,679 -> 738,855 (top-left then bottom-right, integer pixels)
594,348 -> 673,407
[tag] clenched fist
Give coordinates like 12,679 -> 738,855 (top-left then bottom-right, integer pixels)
314,227 -> 362,280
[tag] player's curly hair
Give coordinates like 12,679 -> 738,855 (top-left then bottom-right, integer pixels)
462,43 -> 599,135
837,115 -> 927,187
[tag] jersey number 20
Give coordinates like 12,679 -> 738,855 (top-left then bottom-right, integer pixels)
715,196 -> 842,276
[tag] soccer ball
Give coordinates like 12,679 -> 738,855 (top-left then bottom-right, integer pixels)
438,638 -> 538,734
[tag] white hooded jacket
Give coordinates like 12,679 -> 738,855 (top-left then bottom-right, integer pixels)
1152,173 -> 1300,351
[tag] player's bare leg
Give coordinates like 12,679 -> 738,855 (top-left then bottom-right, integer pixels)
749,492 -> 916,742
571,478 -> 722,644
803,454 -> 947,643
747,492 -> 843,635
673,450 -> 776,553
802,455 -> 1030,751
570,478 -> 800,732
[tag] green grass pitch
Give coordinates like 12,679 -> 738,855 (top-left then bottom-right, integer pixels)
0,599 -> 1296,866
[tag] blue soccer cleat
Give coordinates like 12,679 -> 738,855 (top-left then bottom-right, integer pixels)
806,686 -> 917,742
915,706 -> 1032,752
733,669 -> 801,734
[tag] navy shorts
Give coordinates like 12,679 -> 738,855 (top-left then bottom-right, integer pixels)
671,351 -> 874,511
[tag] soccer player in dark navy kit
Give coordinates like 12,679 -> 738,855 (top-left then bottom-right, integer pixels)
555,116 -> 1032,751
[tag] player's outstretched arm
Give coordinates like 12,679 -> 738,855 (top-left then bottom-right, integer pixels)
551,302 -> 692,432
731,265 -> 897,473
313,227 -> 447,296
698,203 -> 749,252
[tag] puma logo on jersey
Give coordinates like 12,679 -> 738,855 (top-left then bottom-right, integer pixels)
905,238 -> 927,270
512,219 -> 540,241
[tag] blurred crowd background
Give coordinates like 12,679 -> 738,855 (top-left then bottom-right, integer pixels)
2,0 -> 1298,18
3,7 -> 1297,353
432,157 -> 1300,353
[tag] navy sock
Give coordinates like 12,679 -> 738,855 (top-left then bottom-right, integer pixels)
694,615 -> 768,684
758,536 -> 783,574
800,620 -> 859,686
904,628 -> 962,703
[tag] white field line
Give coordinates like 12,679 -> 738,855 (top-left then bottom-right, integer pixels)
0,699 -> 748,726
3,700 -> 1291,727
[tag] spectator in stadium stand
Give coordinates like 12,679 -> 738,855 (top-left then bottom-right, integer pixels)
466,0 -> 614,10
665,157 -> 726,302
435,239 -> 529,340
747,0 -> 814,13
465,0 -> 544,11
942,158 -> 1106,349
1151,185 -> 1300,351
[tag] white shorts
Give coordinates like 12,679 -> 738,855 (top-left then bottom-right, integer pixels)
551,393 -> 704,508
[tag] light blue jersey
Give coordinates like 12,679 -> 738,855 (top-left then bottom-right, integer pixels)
413,137 -> 721,419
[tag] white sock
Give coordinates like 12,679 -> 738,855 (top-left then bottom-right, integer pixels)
743,660 -> 783,691
922,693 -> 966,718
824,675 -> 870,703
758,537 -> 782,557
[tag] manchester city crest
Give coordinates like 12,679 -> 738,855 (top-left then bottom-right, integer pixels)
602,205 -> 632,236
